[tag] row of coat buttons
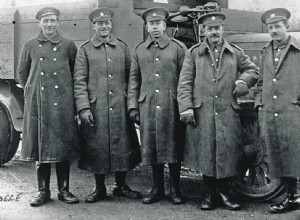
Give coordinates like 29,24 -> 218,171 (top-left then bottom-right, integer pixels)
41,72 -> 57,75
41,85 -> 59,90
40,57 -> 57,61
38,44 -> 58,51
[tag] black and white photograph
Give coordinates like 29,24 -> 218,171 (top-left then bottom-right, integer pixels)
0,0 -> 300,219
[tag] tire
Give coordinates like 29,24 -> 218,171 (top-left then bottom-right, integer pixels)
0,103 -> 20,164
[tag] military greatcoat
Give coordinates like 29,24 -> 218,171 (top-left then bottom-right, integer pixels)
255,36 -> 300,178
177,39 -> 259,178
74,35 -> 141,174
17,31 -> 79,162
127,34 -> 186,165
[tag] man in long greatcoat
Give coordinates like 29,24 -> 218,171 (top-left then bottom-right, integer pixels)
73,7 -> 141,203
17,7 -> 79,206
177,12 -> 259,210
257,8 -> 300,213
127,7 -> 186,205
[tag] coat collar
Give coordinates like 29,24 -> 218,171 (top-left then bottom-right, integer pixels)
198,38 -> 234,55
37,31 -> 62,43
264,35 -> 300,52
145,34 -> 172,49
90,34 -> 118,47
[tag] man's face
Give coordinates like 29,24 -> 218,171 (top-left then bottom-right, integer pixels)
38,14 -> 58,37
146,20 -> 166,39
204,24 -> 224,45
94,20 -> 112,38
267,20 -> 288,42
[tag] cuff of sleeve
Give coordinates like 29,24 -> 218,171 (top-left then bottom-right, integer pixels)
76,102 -> 91,113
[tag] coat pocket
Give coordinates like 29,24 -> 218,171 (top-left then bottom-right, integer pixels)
292,100 -> 300,106
193,99 -> 202,109
89,95 -> 97,104
138,93 -> 146,103
230,101 -> 242,110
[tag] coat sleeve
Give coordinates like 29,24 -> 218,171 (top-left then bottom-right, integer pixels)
73,46 -> 90,113
254,54 -> 264,109
17,42 -> 31,88
177,48 -> 196,113
127,49 -> 141,111
69,41 -> 78,74
236,49 -> 259,88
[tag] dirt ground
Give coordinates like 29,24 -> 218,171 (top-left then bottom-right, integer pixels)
1,158 -> 300,220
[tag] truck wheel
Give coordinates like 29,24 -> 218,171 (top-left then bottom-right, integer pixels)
0,103 -> 20,164
233,139 -> 285,201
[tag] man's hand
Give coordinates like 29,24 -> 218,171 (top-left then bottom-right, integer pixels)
129,109 -> 140,125
180,109 -> 196,126
233,80 -> 249,97
79,109 -> 95,127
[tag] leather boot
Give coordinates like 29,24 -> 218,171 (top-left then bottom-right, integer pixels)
201,176 -> 216,210
30,163 -> 51,207
143,164 -> 165,204
112,172 -> 141,199
85,174 -> 107,203
169,163 -> 185,205
56,161 -> 79,204
217,178 -> 240,210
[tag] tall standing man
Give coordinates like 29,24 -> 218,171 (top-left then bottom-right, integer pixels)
257,8 -> 300,213
177,12 -> 259,210
128,7 -> 186,205
73,7 -> 141,203
17,7 -> 79,206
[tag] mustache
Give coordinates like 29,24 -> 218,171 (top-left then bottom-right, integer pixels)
210,34 -> 219,37
271,33 -> 279,37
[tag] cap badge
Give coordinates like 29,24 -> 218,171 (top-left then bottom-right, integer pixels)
211,16 -> 216,21
100,12 -> 104,17
270,13 -> 275,18
153,13 -> 157,16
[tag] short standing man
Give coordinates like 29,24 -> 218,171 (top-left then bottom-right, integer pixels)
177,12 -> 259,210
17,7 -> 79,206
257,8 -> 300,213
73,8 -> 141,203
128,7 -> 186,205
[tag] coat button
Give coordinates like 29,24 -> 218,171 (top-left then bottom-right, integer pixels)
273,95 -> 277,99
53,47 -> 57,51
53,72 -> 57,75
55,85 -> 58,89
274,58 -> 279,62
215,112 -> 218,115
213,78 -> 216,82
109,91 -> 113,95
155,44 -> 158,47
40,57 -> 43,61
155,58 -> 159,61
40,72 -> 44,75
108,74 -> 112,78
155,73 -> 159,77
215,49 -> 218,53
105,44 -> 108,47
54,103 -> 58,106
155,89 -> 160,93
156,106 -> 160,109
273,78 -> 277,82
109,107 -> 113,111
53,58 -> 57,61
278,49 -> 281,51
108,58 -> 111,61
215,95 -> 218,98
39,44 -> 42,47
211,63 -> 214,66
216,58 -> 219,62
41,86 -> 45,90
274,113 -> 278,117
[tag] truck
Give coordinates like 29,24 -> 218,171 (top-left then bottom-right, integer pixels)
0,0 -> 291,201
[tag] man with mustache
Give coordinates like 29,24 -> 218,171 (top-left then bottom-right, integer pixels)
257,8 -> 300,213
127,7 -> 186,205
17,7 -> 79,206
177,12 -> 259,210
73,7 -> 141,203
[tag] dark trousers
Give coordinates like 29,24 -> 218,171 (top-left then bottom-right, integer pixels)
281,177 -> 298,194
